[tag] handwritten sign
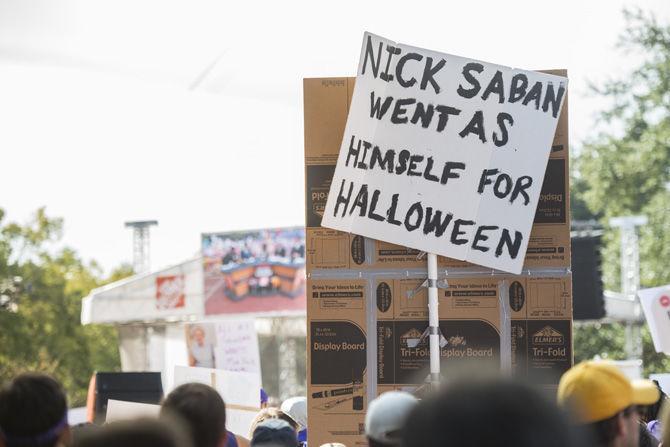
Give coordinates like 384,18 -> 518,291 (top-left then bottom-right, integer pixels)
173,366 -> 261,436
173,366 -> 261,409
322,32 -> 567,274
214,319 -> 261,374
639,286 -> 670,354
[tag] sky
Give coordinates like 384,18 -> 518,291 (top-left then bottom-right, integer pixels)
0,0 -> 668,274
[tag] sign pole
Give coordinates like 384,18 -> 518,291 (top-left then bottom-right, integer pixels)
427,253 -> 440,389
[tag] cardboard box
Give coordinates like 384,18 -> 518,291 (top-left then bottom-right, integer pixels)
304,74 -> 573,446
509,274 -> 573,385
306,278 -> 368,447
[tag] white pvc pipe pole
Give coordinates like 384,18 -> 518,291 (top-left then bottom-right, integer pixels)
427,253 -> 440,387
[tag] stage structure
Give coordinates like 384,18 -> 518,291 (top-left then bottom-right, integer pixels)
82,248 -> 307,400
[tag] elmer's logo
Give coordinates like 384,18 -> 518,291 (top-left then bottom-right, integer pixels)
532,326 -> 564,345
400,328 -> 425,347
448,335 -> 466,347
660,295 -> 670,308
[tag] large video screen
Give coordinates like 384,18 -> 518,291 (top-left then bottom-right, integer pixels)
202,227 -> 306,315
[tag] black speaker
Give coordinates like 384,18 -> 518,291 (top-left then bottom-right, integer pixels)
94,372 -> 163,423
571,235 -> 605,320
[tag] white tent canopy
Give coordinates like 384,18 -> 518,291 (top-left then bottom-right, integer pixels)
81,257 -> 204,325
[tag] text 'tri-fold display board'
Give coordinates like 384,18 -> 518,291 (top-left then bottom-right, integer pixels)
321,32 -> 567,275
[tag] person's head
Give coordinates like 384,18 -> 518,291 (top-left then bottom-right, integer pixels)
557,361 -> 660,447
73,417 -> 192,447
402,378 -> 584,447
161,383 -> 226,447
640,380 -> 666,423
249,408 -> 298,438
250,419 -> 297,447
638,421 -> 659,447
365,391 -> 418,447
190,326 -> 206,345
0,373 -> 70,447
280,398 -> 306,431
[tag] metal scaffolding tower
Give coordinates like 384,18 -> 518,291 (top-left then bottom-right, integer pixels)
125,220 -> 158,274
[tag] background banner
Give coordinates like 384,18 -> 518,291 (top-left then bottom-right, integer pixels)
202,227 -> 306,315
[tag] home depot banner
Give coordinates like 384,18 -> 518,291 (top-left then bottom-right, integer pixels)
322,32 -> 568,274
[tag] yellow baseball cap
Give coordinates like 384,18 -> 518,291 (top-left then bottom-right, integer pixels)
557,361 -> 660,423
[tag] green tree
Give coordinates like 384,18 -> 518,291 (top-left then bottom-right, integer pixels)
0,208 -> 131,406
576,9 -> 670,290
573,9 -> 670,373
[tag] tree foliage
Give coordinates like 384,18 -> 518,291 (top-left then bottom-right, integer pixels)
0,208 -> 131,406
573,9 -> 670,371
575,9 -> 670,290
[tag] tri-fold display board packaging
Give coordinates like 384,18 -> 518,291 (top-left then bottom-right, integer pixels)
304,74 -> 572,447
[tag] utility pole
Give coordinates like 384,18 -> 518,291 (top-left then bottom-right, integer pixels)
609,215 -> 647,359
124,220 -> 158,274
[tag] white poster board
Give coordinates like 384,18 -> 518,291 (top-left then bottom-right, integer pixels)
650,373 -> 670,395
639,286 -> 670,354
173,366 -> 261,436
185,320 -> 261,374
106,399 -> 161,423
322,32 -> 567,274
214,319 -> 261,373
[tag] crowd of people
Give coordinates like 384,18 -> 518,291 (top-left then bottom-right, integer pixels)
0,360 -> 668,447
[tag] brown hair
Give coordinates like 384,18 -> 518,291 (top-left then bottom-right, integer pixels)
249,408 -> 298,437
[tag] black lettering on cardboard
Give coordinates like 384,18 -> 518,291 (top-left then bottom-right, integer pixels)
370,91 -> 394,119
386,194 -> 402,226
370,146 -> 395,173
481,70 -> 505,103
493,113 -> 514,147
334,179 -> 354,217
396,52 -> 423,88
391,98 -> 417,124
404,202 -> 424,231
495,229 -> 523,259
350,183 -> 369,216
441,162 -> 466,185
380,45 -> 401,82
346,135 -> 360,167
522,81 -> 543,110
362,35 -> 383,77
395,150 -> 411,175
410,102 -> 435,128
509,73 -> 528,103
368,189 -> 385,221
457,62 -> 484,99
451,219 -> 475,245
510,175 -> 533,205
542,83 -> 565,119
459,110 -> 486,143
407,155 -> 424,176
420,57 -> 446,94
478,169 -> 499,193
423,208 -> 453,237
472,225 -> 499,252
423,157 -> 439,182
493,174 -> 513,198
435,105 -> 461,132
357,140 -> 372,169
